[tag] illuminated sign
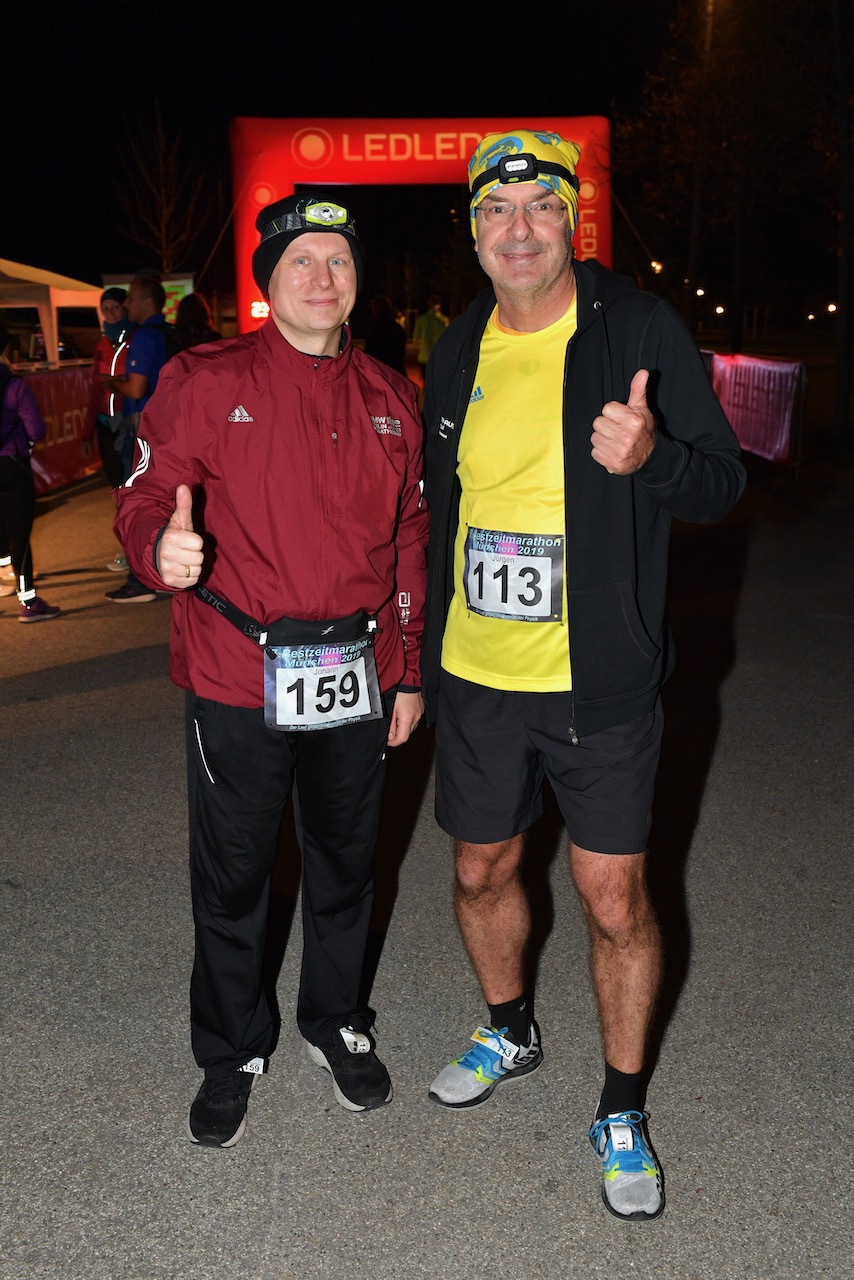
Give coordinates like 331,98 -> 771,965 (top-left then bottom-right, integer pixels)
101,273 -> 194,325
230,117 -> 611,331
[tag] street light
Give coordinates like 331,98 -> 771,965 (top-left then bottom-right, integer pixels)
687,0 -> 719,332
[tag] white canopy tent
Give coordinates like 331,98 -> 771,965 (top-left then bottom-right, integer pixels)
0,258 -> 102,363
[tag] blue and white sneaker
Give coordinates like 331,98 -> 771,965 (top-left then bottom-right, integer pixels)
589,1110 -> 664,1221
428,1024 -> 543,1108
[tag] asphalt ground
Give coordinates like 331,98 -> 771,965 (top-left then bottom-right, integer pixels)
0,443 -> 851,1279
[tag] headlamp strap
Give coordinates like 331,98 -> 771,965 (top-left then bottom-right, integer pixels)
471,155 -> 580,196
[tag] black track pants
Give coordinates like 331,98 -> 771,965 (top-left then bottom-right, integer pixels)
0,456 -> 35,593
185,691 -> 392,1077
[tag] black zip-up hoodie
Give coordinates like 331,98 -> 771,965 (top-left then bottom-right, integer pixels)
422,258 -> 746,737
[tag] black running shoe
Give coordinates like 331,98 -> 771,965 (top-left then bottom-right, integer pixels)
305,1025 -> 392,1112
187,1070 -> 256,1147
105,581 -> 156,603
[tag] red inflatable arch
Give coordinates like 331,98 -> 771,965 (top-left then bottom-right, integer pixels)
230,116 -> 611,332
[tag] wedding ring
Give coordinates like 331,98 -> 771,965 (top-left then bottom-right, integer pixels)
185,564 -> 191,578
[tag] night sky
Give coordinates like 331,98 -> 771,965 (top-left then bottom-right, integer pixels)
5,3 -> 680,292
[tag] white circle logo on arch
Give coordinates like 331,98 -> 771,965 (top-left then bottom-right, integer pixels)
291,129 -> 334,169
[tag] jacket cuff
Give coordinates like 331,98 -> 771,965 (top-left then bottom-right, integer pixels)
634,431 -> 686,488
152,526 -> 167,572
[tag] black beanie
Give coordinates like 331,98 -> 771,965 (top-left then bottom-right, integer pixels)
252,192 -> 365,297
100,286 -> 127,307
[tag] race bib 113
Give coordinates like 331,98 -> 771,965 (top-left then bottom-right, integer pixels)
463,526 -> 564,622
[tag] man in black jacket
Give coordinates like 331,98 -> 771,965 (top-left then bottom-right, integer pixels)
421,129 -> 745,1222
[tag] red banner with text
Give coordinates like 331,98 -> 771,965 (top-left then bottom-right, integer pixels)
23,365 -> 101,495
230,116 -> 611,335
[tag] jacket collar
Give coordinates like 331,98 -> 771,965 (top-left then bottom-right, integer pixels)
468,259 -> 632,341
573,259 -> 632,329
260,316 -> 354,379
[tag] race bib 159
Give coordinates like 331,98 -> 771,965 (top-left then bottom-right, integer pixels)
263,636 -> 382,730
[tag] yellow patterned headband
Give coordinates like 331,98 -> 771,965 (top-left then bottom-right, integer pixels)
468,130 -> 581,237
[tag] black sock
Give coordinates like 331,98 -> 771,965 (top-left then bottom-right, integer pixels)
596,1062 -> 643,1119
488,997 -> 530,1045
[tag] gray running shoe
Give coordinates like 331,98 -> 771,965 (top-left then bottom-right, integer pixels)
589,1110 -> 665,1221
428,1024 -> 543,1109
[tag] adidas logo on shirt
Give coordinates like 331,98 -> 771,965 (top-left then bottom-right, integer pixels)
469,386 -> 484,403
228,405 -> 254,422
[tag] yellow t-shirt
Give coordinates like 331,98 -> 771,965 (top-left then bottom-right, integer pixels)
441,300 -> 577,691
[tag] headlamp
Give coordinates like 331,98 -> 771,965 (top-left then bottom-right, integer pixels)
258,199 -> 356,244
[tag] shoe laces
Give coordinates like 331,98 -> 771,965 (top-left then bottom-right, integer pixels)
455,1027 -> 517,1074
589,1109 -> 647,1151
203,1071 -> 253,1105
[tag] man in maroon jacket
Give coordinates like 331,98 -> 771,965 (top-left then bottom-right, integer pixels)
115,193 -> 428,1147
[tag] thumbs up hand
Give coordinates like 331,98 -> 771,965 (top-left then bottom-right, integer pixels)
155,483 -> 205,588
591,369 -> 656,475
171,483 -> 195,532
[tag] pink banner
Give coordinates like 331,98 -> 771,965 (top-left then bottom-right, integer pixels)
20,365 -> 101,495
709,353 -> 804,464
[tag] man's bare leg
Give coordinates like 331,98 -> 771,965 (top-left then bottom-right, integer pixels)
453,835 -> 528,1005
573,842 -> 666,1220
569,843 -> 662,1074
428,834 -> 540,1107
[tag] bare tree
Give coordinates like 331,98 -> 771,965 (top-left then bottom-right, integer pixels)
114,102 -> 211,274
613,0 -> 841,353
830,0 -> 853,440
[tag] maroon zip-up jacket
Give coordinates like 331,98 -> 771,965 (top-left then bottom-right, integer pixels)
114,318 -> 428,708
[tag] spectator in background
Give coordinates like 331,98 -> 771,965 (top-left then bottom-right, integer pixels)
174,292 -> 221,352
86,287 -> 136,573
364,294 -> 407,376
413,294 -> 448,381
100,276 -> 170,603
84,287 -> 134,491
0,322 -> 61,622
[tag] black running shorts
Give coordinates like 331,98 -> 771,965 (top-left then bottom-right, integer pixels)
435,671 -> 663,854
